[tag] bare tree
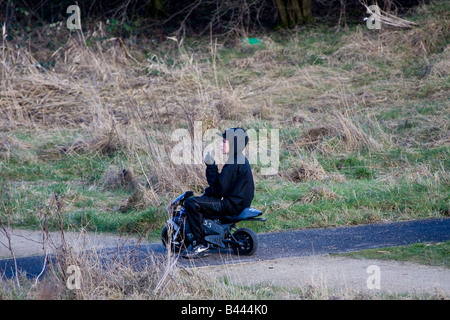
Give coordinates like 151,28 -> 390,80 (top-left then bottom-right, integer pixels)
274,0 -> 313,27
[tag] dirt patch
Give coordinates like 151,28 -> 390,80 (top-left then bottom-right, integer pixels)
198,255 -> 450,296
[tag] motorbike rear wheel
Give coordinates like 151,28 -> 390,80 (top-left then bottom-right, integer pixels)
231,227 -> 258,256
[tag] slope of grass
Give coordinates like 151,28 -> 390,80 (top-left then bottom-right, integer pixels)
0,0 -> 448,239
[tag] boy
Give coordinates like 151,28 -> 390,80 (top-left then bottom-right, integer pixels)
182,127 -> 255,259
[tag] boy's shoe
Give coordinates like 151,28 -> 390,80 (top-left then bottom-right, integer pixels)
182,243 -> 210,259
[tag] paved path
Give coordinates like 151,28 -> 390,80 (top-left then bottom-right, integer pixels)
0,229 -> 144,259
1,218 -> 449,279
175,217 -> 450,267
0,218 -> 450,277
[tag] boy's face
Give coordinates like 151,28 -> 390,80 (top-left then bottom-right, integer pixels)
222,139 -> 229,154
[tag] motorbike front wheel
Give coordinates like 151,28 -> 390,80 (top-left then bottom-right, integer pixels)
161,225 -> 187,253
231,227 -> 258,256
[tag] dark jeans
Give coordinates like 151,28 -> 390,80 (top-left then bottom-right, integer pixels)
184,196 -> 228,244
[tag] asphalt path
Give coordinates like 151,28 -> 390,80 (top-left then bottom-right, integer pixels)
1,217 -> 449,279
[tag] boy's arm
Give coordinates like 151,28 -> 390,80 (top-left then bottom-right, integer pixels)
204,163 -> 218,196
204,164 -> 236,197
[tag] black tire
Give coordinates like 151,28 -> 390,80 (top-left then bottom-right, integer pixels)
161,225 -> 186,253
231,227 -> 258,256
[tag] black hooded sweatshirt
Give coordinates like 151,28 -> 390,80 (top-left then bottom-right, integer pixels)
204,151 -> 255,216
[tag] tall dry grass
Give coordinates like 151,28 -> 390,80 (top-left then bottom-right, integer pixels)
0,232 -> 249,300
3,15 -> 447,203
0,26 -> 222,195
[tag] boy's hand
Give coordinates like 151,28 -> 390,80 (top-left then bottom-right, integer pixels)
204,151 -> 215,165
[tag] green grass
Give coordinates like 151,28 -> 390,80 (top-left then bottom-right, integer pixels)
247,176 -> 446,233
337,241 -> 450,268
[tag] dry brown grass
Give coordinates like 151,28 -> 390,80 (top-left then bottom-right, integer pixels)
299,186 -> 342,204
289,112 -> 383,154
430,45 -> 450,78
0,133 -> 35,162
0,32 -> 212,192
283,156 -> 328,182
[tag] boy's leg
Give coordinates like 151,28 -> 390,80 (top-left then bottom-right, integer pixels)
184,196 -> 225,245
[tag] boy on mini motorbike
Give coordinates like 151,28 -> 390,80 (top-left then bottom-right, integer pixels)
182,127 -> 255,259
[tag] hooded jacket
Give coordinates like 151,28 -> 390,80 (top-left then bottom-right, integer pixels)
204,152 -> 255,215
204,127 -> 255,215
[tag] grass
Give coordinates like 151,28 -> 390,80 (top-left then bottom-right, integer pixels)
1,136 -> 447,235
0,10 -> 448,233
337,241 -> 450,269
248,175 -> 446,233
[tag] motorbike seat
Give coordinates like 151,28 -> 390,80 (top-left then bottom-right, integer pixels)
210,207 -> 263,223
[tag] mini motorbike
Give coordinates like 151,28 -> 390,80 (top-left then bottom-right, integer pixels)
161,191 -> 265,256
